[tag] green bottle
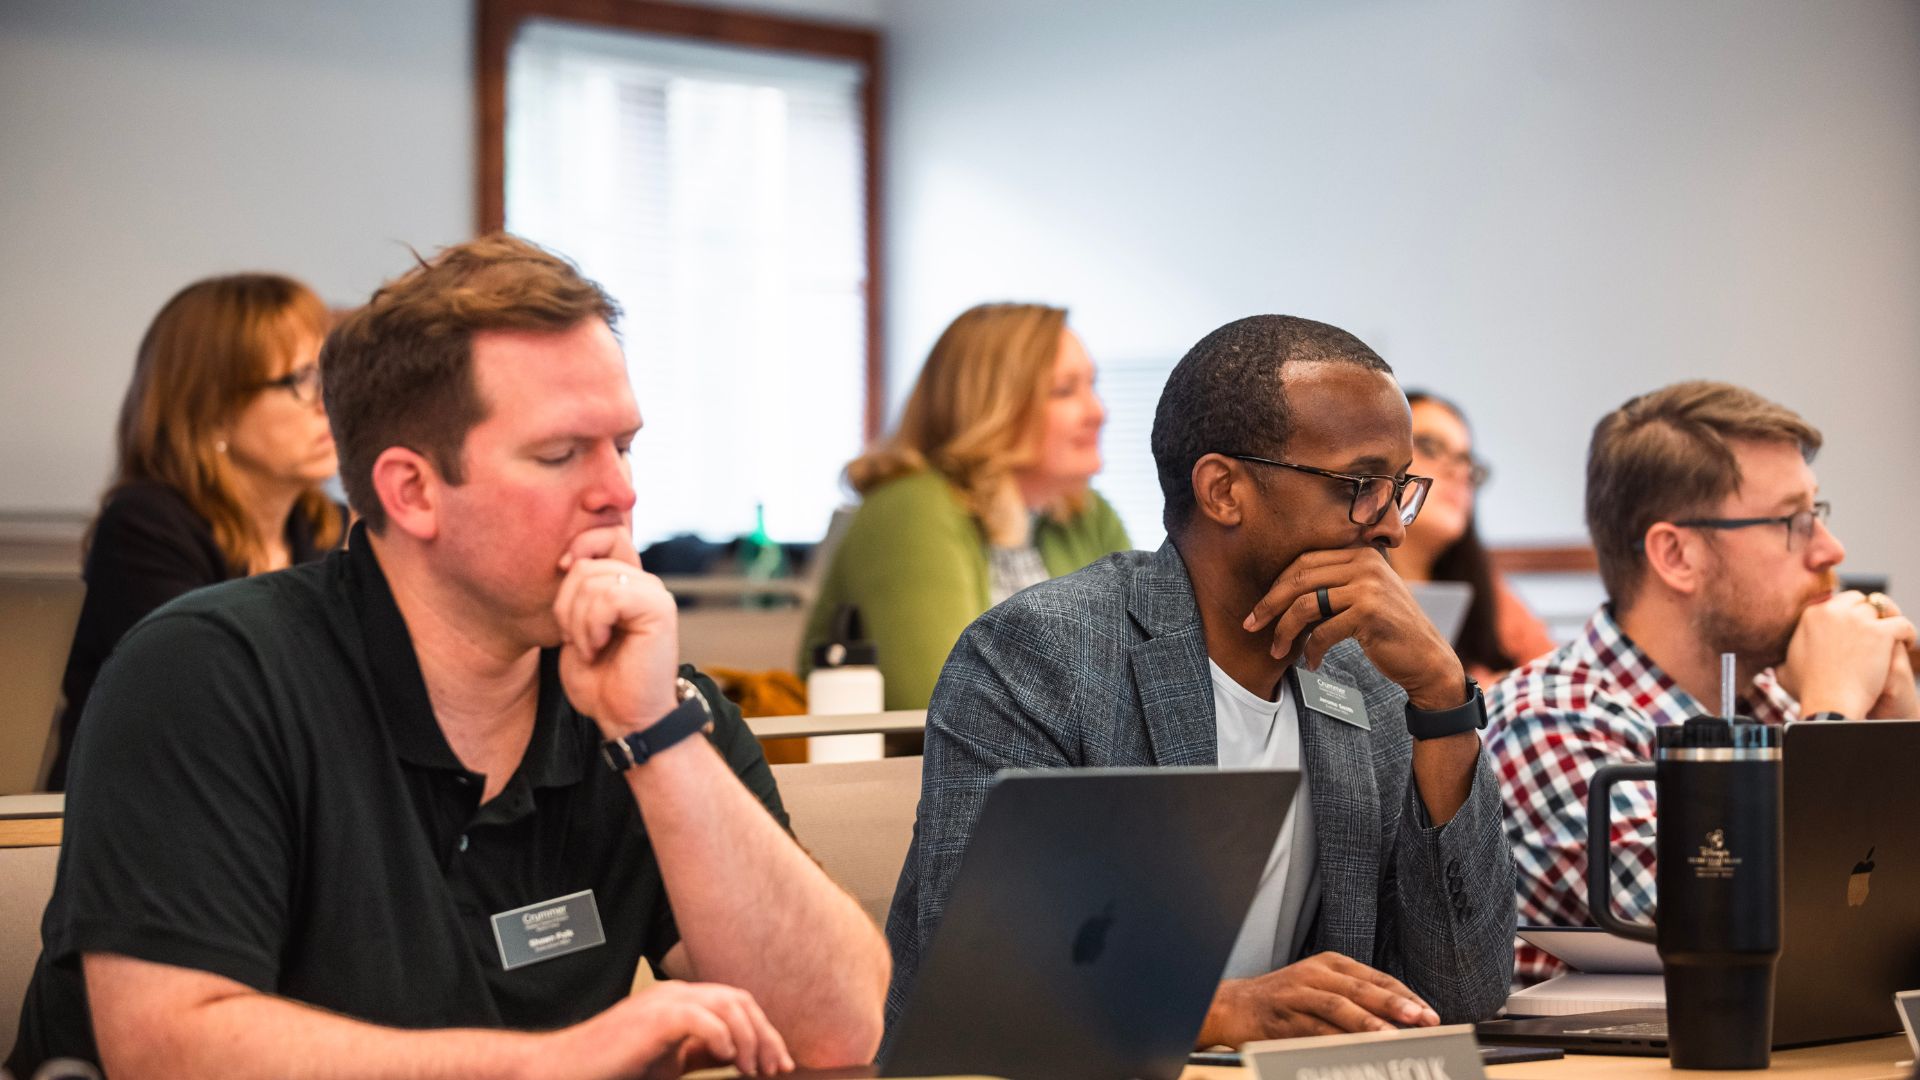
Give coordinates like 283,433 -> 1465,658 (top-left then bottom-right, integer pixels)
742,502 -> 786,580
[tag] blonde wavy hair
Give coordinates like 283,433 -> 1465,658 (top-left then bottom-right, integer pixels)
847,303 -> 1085,539
104,274 -> 343,573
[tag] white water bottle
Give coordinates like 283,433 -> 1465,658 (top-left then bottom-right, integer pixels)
807,605 -> 884,761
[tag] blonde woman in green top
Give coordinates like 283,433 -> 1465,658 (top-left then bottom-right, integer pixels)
802,303 -> 1131,711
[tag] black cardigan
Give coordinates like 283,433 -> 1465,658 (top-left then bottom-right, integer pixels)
48,480 -> 338,790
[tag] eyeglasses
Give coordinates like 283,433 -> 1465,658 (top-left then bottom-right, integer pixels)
1671,501 -> 1832,552
1222,453 -> 1433,527
254,363 -> 323,406
1412,433 -> 1491,490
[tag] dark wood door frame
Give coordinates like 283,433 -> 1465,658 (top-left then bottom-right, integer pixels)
476,0 -> 887,439
1488,543 -> 1599,575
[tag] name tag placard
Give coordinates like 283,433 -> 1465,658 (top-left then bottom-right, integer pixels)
1298,668 -> 1371,731
490,889 -> 607,971
1245,1024 -> 1485,1080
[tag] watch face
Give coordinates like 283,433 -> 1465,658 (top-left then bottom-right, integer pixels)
679,678 -> 715,722
1408,687 -> 1486,740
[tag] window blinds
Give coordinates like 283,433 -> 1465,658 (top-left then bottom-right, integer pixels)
507,19 -> 869,545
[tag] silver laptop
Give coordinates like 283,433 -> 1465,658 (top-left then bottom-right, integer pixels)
1479,719 -> 1920,1054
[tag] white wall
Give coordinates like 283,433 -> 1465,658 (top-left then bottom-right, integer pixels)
882,0 -> 1920,595
0,0 -> 879,519
0,0 -> 475,512
7,0 -> 1918,593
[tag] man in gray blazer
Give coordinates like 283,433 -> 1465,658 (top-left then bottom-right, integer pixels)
885,315 -> 1516,1048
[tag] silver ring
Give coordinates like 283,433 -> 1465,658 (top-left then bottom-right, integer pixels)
1316,585 -> 1334,621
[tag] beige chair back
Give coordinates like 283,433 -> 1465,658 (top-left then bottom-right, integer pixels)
676,606 -> 807,673
771,755 -> 922,927
0,577 -> 84,794
0,797 -> 62,1056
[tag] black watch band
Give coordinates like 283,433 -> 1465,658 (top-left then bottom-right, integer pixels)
600,684 -> 714,771
1405,677 -> 1488,740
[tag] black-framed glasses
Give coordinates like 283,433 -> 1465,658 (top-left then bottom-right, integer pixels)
1671,501 -> 1831,552
1222,453 -> 1433,527
1413,433 -> 1491,490
254,363 -> 323,406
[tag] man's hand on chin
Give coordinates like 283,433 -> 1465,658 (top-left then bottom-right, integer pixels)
1779,591 -> 1918,719
553,524 -> 680,737
1197,952 -> 1441,1047
1865,594 -> 1919,719
1242,546 -> 1466,710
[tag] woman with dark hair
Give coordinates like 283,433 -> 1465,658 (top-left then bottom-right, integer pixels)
1388,390 -> 1555,684
48,274 -> 344,789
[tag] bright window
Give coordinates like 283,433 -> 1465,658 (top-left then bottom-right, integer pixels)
1095,354 -> 1177,550
505,19 -> 870,544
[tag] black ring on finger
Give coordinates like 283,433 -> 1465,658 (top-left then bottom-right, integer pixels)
1316,585 -> 1334,621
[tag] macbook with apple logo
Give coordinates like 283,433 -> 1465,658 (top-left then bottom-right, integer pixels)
874,767 -> 1299,1080
1768,718 -> 1920,1046
1478,718 -> 1920,1054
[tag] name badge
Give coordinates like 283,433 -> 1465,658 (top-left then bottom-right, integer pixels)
490,889 -> 607,971
1298,667 -> 1370,730
1246,1024 -> 1486,1080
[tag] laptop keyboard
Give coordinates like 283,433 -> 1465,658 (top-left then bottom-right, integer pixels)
1567,1021 -> 1669,1038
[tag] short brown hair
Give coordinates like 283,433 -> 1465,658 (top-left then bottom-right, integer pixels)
1586,380 -> 1822,608
322,233 -> 621,531
108,273 -> 342,572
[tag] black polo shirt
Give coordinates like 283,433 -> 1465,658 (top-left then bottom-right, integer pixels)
8,531 -> 787,1074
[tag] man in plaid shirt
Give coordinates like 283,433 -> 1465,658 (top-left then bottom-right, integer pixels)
1485,381 -> 1917,985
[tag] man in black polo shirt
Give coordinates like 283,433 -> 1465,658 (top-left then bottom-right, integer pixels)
9,235 -> 889,1078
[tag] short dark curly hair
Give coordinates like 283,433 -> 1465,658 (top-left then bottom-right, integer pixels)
1151,315 -> 1393,533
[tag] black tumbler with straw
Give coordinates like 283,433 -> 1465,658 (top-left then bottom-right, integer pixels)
1587,653 -> 1784,1069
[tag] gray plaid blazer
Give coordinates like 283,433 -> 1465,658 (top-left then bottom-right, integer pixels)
882,542 -> 1516,1035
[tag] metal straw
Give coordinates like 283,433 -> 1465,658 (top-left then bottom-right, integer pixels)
1720,652 -> 1737,720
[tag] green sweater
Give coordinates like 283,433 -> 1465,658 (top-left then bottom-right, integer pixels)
800,470 -> 1132,711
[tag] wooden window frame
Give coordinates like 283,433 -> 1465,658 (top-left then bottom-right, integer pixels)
476,0 -> 886,440
1488,543 -> 1599,575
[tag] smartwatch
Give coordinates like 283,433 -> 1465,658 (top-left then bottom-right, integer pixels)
600,677 -> 715,771
1405,677 -> 1488,741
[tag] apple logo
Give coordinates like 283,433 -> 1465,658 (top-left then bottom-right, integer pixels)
1072,902 -> 1116,966
1848,847 -> 1875,908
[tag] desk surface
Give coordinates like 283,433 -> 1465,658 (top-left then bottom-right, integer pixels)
746,710 -> 926,740
1180,1035 -> 1912,1079
693,1037 -> 1915,1079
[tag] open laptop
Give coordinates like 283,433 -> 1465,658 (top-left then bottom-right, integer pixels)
1478,719 -> 1920,1054
862,767 -> 1298,1080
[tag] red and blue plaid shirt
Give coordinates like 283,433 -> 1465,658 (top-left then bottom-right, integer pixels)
1484,606 -> 1798,984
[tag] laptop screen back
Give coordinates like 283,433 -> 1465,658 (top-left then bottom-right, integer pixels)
1773,719 -> 1920,1046
883,767 -> 1299,1080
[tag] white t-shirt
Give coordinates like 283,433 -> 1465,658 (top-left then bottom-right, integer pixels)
1210,659 -> 1317,979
